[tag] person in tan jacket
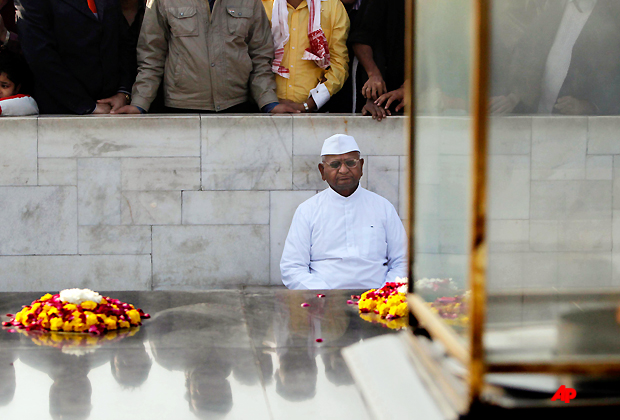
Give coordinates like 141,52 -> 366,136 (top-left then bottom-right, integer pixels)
117,0 -> 297,114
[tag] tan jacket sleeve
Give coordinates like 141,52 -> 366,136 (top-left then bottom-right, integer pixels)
246,0 -> 279,109
131,0 -> 169,111
323,0 -> 350,97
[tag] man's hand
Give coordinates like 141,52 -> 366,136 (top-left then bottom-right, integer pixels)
98,93 -> 129,114
279,98 -> 315,113
375,86 -> 405,112
362,73 -> 387,100
93,103 -> 112,114
114,105 -> 143,114
554,96 -> 595,115
489,93 -> 519,114
362,99 -> 390,121
271,103 -> 301,114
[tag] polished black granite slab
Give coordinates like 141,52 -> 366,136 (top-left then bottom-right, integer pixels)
0,288 -> 400,420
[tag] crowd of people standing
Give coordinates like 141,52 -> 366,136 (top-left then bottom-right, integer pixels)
1,0 -> 619,118
0,0 -> 406,117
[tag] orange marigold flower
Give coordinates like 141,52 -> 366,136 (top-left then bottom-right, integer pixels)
358,298 -> 377,313
72,320 -> 87,332
15,309 -> 27,324
50,318 -> 64,331
85,313 -> 98,327
80,301 -> 97,311
104,317 -> 117,330
126,309 -> 141,325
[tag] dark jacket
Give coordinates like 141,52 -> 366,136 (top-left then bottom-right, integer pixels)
1,0 -> 22,54
122,0 -> 145,80
1,0 -> 17,33
15,0 -> 134,114
347,0 -> 404,112
509,0 -> 620,114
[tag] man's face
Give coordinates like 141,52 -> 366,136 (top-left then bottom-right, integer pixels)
318,151 -> 364,196
0,72 -> 18,99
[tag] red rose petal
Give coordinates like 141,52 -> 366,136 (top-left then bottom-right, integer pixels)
346,300 -> 354,304
5,314 -> 13,317
316,294 -> 326,298
315,338 -> 323,343
88,325 -> 103,335
301,303 -> 310,308
2,322 -> 10,327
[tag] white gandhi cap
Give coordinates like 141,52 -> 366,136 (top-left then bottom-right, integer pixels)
320,134 -> 361,156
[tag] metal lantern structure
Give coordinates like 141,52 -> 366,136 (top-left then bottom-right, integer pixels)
405,0 -> 620,416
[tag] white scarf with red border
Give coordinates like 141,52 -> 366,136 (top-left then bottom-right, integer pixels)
271,0 -> 331,79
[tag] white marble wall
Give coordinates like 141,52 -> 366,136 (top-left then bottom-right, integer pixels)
2,114 -> 619,292
414,116 -> 620,292
0,115 -> 405,291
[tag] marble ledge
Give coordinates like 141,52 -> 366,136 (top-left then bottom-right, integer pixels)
37,115 -> 201,158
290,115 -> 406,156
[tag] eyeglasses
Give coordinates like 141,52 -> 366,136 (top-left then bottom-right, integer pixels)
323,159 -> 360,170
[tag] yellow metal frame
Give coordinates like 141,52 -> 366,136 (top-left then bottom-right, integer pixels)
468,0 -> 491,406
404,0 -> 416,294
405,0 -> 620,412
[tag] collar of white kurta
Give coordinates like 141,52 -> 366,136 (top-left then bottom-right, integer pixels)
327,185 -> 364,201
271,0 -> 331,79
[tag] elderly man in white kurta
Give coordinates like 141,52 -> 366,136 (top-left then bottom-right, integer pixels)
280,134 -> 407,289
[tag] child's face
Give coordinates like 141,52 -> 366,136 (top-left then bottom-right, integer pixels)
0,72 -> 18,99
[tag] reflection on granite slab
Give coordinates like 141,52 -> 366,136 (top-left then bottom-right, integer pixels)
0,288 -> 401,420
243,289 -> 394,349
260,346 -> 372,420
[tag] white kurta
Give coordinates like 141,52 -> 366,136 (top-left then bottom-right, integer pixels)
280,186 -> 407,290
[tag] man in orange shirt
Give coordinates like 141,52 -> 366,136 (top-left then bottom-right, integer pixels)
263,0 -> 349,112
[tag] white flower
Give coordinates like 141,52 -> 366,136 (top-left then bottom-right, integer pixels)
59,288 -> 103,304
62,346 -> 99,356
414,278 -> 457,290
